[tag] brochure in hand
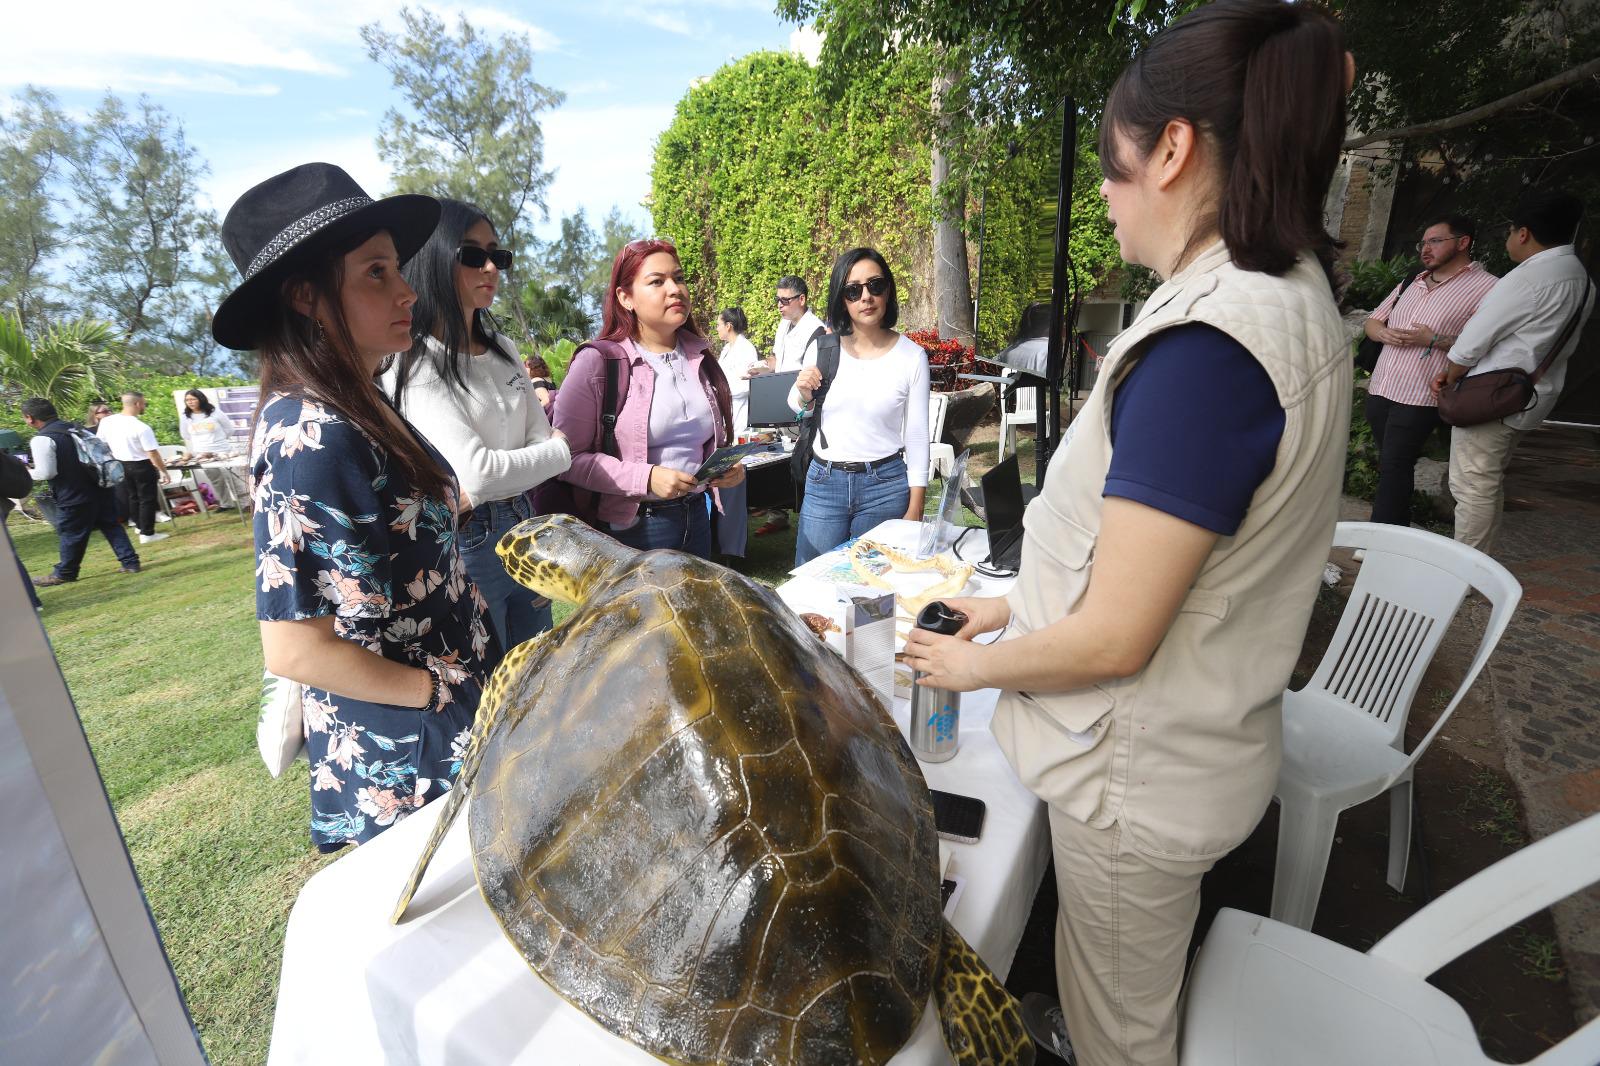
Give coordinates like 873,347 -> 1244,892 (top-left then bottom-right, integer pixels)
692,441 -> 767,483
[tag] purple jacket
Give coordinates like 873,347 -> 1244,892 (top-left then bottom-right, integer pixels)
552,332 -> 734,526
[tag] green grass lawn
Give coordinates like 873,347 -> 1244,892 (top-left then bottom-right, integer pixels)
6,426 -> 1035,1064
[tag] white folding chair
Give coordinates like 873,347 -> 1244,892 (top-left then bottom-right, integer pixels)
1182,812 -> 1600,1065
1270,522 -> 1521,929
998,386 -> 1037,463
927,391 -> 954,481
155,444 -> 205,516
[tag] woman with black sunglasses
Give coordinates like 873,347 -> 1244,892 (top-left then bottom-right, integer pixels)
789,247 -> 930,564
384,199 -> 570,668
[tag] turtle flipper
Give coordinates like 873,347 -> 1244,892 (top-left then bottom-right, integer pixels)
391,629 -> 550,923
934,918 -> 1035,1066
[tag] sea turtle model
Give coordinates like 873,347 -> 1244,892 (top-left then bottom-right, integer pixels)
393,514 -> 1033,1066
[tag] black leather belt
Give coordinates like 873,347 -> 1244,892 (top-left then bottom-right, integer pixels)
637,495 -> 701,517
814,451 -> 904,473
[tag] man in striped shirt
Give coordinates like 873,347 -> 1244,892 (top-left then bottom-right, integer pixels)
1362,215 -> 1499,525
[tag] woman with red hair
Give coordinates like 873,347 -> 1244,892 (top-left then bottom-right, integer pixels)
550,239 -> 742,558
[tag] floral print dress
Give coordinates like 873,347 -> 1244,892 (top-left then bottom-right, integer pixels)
252,393 -> 496,851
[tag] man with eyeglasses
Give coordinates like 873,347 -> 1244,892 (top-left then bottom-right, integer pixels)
770,274 -> 826,374
1361,215 -> 1498,527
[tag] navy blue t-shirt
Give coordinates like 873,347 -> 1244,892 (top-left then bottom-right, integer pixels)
1104,323 -> 1285,535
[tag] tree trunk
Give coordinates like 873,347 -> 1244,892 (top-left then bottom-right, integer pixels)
931,68 -> 974,347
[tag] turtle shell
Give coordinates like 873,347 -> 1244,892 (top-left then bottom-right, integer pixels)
470,550 -> 942,1064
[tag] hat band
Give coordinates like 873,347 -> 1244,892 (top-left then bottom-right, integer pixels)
245,195 -> 374,279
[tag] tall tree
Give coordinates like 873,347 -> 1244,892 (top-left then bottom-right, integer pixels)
69,94 -> 223,371
0,88 -> 74,332
362,7 -> 563,257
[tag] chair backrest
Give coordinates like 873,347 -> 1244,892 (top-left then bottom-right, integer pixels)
1009,386 -> 1037,417
1370,812 -> 1600,978
927,391 -> 948,445
1299,523 -> 1520,756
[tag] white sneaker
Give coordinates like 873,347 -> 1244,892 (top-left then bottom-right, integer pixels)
155,512 -> 172,523
139,532 -> 170,544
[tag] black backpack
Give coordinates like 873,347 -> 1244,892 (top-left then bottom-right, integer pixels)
789,333 -> 841,510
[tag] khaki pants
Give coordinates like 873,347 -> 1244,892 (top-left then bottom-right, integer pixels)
1049,808 -> 1214,1066
1448,420 -> 1523,553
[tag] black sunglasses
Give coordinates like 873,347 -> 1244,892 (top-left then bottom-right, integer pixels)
456,246 -> 513,271
842,276 -> 889,303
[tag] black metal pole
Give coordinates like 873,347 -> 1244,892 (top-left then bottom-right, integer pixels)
972,185 -> 987,361
1039,97 -> 1076,473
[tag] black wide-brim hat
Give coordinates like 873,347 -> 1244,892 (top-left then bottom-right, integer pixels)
212,162 -> 440,351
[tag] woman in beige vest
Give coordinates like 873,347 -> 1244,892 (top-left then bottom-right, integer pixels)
904,3 -> 1356,1063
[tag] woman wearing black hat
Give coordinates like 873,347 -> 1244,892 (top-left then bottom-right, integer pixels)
216,163 -> 495,851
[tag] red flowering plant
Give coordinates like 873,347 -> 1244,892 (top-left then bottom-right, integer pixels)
906,328 -> 976,392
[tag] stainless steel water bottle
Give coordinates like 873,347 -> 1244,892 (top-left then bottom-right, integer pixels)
909,600 -> 966,763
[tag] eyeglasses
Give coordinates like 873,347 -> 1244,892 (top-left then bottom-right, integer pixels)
456,246 -> 513,271
775,294 -> 804,307
842,276 -> 889,303
1414,235 -> 1464,250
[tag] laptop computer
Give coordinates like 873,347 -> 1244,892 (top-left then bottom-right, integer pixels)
962,455 -> 1027,571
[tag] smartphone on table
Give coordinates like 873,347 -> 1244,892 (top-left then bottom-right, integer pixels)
930,789 -> 986,845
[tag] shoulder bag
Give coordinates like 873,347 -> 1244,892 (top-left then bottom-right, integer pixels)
790,333 -> 841,510
1438,274 -> 1592,427
1355,270 -> 1423,374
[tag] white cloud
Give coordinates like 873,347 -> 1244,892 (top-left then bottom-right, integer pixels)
637,10 -> 694,36
0,0 -> 559,94
203,135 -> 392,218
449,5 -> 561,50
315,107 -> 372,122
537,103 -> 675,236
788,26 -> 823,66
0,64 -> 281,97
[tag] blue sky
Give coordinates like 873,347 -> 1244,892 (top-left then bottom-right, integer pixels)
1,0 -> 816,240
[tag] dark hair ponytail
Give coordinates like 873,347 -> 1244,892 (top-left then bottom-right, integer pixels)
1100,0 -> 1346,281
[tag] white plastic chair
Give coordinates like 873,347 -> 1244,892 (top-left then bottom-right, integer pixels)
927,392 -> 955,480
998,386 -> 1037,462
1270,522 -> 1521,930
156,443 -> 206,515
1181,812 -> 1600,1066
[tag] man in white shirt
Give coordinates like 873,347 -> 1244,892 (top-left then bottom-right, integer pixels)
770,274 -> 826,373
96,391 -> 173,543
1433,189 -> 1595,552
752,275 -> 827,536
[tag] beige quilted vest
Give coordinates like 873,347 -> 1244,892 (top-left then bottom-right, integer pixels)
991,241 -> 1351,861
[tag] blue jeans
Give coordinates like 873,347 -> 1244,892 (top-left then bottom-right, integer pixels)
609,495 -> 712,558
795,454 -> 911,565
458,496 -> 551,668
53,493 -> 140,580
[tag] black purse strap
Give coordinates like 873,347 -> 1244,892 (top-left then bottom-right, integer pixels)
1530,273 -> 1594,386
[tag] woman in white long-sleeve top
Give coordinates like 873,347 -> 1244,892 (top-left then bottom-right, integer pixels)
384,199 -> 571,666
789,247 -> 929,564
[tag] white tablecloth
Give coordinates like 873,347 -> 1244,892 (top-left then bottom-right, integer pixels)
269,521 -> 1048,1066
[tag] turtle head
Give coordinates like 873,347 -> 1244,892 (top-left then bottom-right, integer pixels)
495,514 -> 635,604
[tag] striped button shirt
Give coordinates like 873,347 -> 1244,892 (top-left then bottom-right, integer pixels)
1369,261 -> 1498,406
